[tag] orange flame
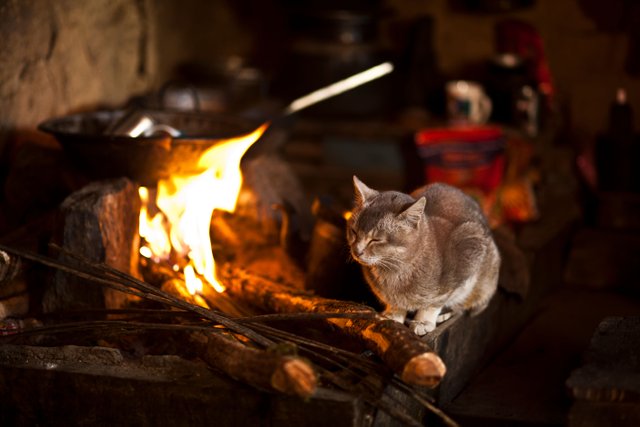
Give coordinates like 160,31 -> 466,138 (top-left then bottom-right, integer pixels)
139,123 -> 269,294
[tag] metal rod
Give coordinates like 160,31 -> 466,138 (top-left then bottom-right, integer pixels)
283,61 -> 394,115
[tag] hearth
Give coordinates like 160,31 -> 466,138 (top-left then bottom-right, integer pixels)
0,103 -> 579,427
0,115 -> 453,426
0,4 -> 578,423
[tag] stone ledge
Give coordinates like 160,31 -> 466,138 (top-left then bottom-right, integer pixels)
0,344 -> 368,427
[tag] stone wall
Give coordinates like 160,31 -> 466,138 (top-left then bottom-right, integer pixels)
0,0 -> 156,232
151,0 -> 252,85
0,0 -> 155,143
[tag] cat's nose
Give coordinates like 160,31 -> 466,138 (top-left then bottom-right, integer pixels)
352,245 -> 364,258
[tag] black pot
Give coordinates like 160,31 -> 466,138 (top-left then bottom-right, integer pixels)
38,110 -> 259,186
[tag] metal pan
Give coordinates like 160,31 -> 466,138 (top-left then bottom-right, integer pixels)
38,109 -> 258,186
38,62 -> 394,186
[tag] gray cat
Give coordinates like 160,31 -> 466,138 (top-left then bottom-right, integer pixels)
347,176 -> 500,335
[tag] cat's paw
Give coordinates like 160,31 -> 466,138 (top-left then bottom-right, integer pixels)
382,308 -> 407,323
407,320 -> 436,336
436,311 -> 453,324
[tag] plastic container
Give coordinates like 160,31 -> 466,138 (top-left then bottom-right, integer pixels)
414,125 -> 506,193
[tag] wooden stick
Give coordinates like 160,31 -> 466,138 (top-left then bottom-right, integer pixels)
255,324 -> 442,426
141,259 -> 250,317
190,331 -> 317,398
161,279 -> 209,309
0,244 -> 274,348
218,265 -> 446,388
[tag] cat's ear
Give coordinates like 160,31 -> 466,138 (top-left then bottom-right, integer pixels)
399,197 -> 426,226
353,175 -> 378,205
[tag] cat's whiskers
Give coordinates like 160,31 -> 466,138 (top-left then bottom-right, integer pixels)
375,257 -> 402,271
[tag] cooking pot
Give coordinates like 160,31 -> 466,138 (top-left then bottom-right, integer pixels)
38,109 -> 258,186
39,61 -> 394,186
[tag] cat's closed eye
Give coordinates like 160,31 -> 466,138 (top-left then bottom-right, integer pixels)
368,237 -> 385,245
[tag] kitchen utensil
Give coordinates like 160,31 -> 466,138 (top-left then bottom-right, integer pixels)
39,62 -> 394,186
39,110 -> 257,186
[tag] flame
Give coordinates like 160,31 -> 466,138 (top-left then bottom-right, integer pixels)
139,123 -> 269,295
183,264 -> 203,295
138,187 -> 171,261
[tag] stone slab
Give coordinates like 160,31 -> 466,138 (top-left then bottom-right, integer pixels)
0,344 -> 368,427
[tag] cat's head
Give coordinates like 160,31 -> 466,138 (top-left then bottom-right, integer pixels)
346,176 -> 426,268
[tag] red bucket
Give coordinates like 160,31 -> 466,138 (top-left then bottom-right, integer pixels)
415,126 -> 506,193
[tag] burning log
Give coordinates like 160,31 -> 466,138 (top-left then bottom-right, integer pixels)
218,266 -> 446,388
210,211 -> 307,290
161,279 -> 209,309
191,331 -> 317,398
140,260 -> 251,317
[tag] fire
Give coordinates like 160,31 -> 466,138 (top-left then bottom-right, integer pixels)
138,187 -> 171,261
139,123 -> 269,295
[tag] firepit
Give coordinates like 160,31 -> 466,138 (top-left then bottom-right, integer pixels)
0,103 -> 454,426
0,186 -> 448,427
5,35 -> 583,422
2,81 -> 583,425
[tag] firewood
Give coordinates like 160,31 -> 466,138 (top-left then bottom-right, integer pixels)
44,178 -> 141,313
210,212 -> 306,290
141,260 -> 251,318
160,279 -> 209,309
218,266 -> 446,388
191,331 -> 317,398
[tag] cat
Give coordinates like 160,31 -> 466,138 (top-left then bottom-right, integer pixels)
346,176 -> 500,335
